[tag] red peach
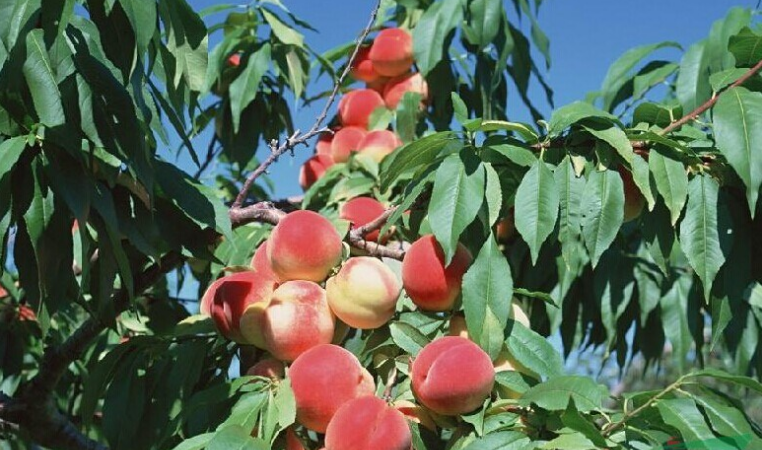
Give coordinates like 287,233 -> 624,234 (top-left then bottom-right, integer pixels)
401,235 -> 472,311
200,271 -> 277,344
383,72 -> 429,110
285,428 -> 305,450
315,132 -> 334,156
290,344 -> 375,433
411,336 -> 495,415
358,130 -> 403,163
260,281 -> 335,362
325,396 -> 412,450
350,46 -> 381,83
330,126 -> 368,163
299,154 -> 335,191
496,208 -> 516,243
366,76 -> 391,94
338,89 -> 386,128
249,240 -> 279,284
339,197 -> 387,242
246,357 -> 285,380
326,257 -> 401,329
369,28 -> 414,77
228,53 -> 241,67
267,210 -> 343,282
617,166 -> 645,222
0,286 -> 7,298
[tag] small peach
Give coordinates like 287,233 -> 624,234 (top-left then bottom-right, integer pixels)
369,28 -> 414,77
246,357 -> 285,380
350,46 -> 381,83
339,197 -> 387,242
358,130 -> 403,162
383,72 -> 429,110
338,89 -> 386,128
330,126 -> 368,163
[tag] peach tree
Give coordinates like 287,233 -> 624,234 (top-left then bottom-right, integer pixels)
0,0 -> 761,449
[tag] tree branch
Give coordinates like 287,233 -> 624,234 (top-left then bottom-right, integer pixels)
660,58 -> 762,135
231,0 -> 383,208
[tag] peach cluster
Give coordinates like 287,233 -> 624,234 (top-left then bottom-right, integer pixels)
201,203 -> 403,361
300,27 -> 430,190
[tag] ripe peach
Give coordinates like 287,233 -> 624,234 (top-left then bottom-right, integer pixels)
358,130 -> 403,163
299,154 -> 335,190
259,281 -> 335,362
496,208 -> 516,243
411,336 -> 495,415
350,46 -> 381,83
246,357 -> 285,380
250,240 -> 279,284
200,271 -> 277,344
0,286 -> 7,298
290,344 -> 375,432
383,72 -> 429,110
326,257 -> 401,329
325,396 -> 412,450
267,210 -> 343,282
369,28 -> 414,77
366,77 -> 390,94
339,197 -> 387,242
315,131 -> 334,156
338,89 -> 385,128
617,166 -> 645,222
401,235 -> 472,311
228,53 -> 241,67
285,428 -> 305,450
393,400 -> 436,431
330,126 -> 368,163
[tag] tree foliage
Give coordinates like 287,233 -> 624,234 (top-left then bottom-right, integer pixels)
0,0 -> 761,449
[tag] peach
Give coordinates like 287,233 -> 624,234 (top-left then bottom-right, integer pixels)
326,257 -> 401,329
339,197 -> 387,242
338,89 -> 385,128
290,344 -> 375,432
267,210 -> 343,282
393,400 -> 436,431
330,126 -> 368,163
366,77 -> 390,94
617,166 -> 645,222
383,72 -> 429,110
246,357 -> 285,380
285,428 -> 305,450
315,131 -> 334,156
200,271 -> 277,344
369,28 -> 414,77
228,53 -> 241,67
401,235 -> 472,311
496,208 -> 516,243
299,154 -> 335,191
258,281 -> 335,362
249,240 -> 279,284
411,336 -> 495,415
350,46 -> 381,83
325,396 -> 412,450
358,130 -> 403,163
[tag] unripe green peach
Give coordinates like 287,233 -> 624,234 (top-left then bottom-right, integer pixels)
326,257 -> 401,329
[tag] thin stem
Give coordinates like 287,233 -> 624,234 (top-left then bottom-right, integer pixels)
231,0 -> 383,208
601,375 -> 687,437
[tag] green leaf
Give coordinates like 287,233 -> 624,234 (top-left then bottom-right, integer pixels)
23,29 -> 65,127
713,87 -> 762,217
161,0 -> 209,91
119,0 -> 156,53
261,8 -> 304,47
452,91 -> 469,124
631,154 -> 655,211
462,236 -> 513,360
483,163 -> 502,227
155,160 -> 232,239
728,27 -> 762,67
274,379 -> 296,430
478,120 -> 540,143
687,368 -> 762,394
660,277 -> 693,371
514,160 -> 559,264
555,156 -> 585,266
389,321 -> 429,356
461,431 -> 530,450
170,433 -> 215,450
547,102 -> 618,137
521,376 -> 609,412
219,391 -> 268,431
482,139 -> 537,167
656,399 -> 717,445
0,137 -> 27,180
693,390 -> 755,438
584,125 -> 633,164
505,323 -> 563,379
380,131 -> 460,190
462,0 -> 501,51
396,92 -> 422,143
632,62 -> 679,101
676,41 -> 711,114
599,41 -> 681,112
709,68 -> 747,92
208,426 -> 268,450
428,151 -> 485,264
580,170 -> 624,267
412,0 -> 463,75
679,176 -> 725,300
229,44 -> 271,133
561,400 -> 608,448
633,102 -> 682,128
649,150 -> 688,225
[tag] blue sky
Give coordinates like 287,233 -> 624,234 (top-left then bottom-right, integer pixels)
182,0 -> 753,198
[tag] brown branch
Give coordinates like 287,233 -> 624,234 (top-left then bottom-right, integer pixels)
660,58 -> 762,135
349,207 -> 397,241
231,0 -> 383,208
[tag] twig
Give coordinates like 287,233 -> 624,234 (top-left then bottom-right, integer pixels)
194,135 -> 221,179
231,0 -> 383,208
349,207 -> 397,241
660,58 -> 762,135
